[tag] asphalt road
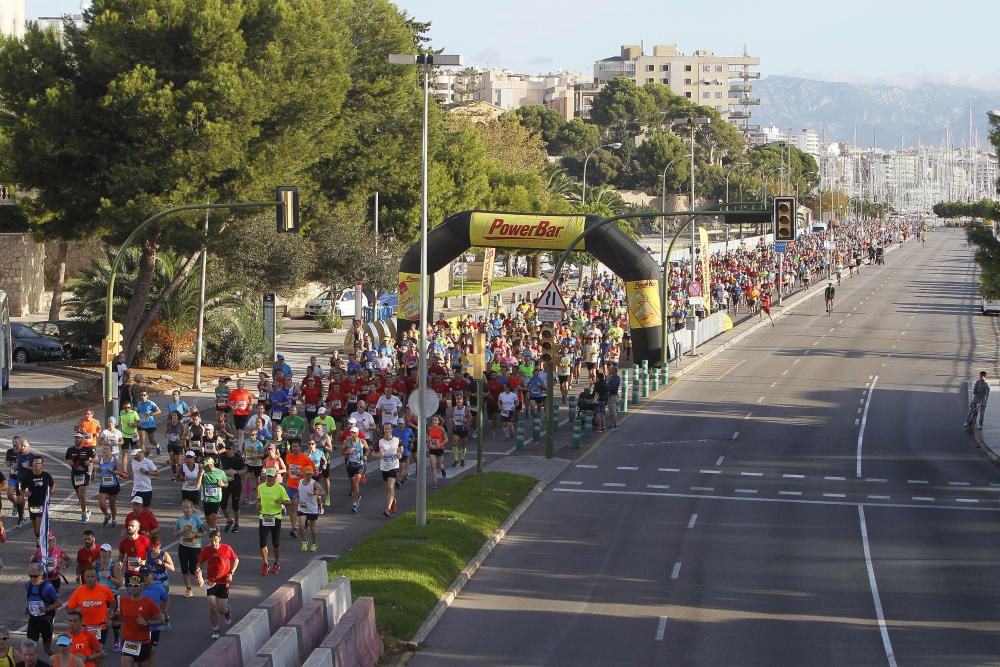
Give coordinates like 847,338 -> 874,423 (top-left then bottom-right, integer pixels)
410,228 -> 1000,666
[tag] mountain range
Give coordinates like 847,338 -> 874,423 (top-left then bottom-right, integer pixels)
752,75 -> 999,150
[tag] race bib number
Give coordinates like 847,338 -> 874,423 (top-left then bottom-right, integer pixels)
168,433 -> 179,442
299,503 -> 312,513
122,640 -> 142,656
181,533 -> 198,547
261,514 -> 276,527
43,557 -> 57,573
204,486 -> 222,499
454,416 -> 463,425
286,428 -> 298,438
226,471 -> 235,482
74,474 -> 87,486
87,625 -> 102,635
28,600 -> 45,616
331,400 -> 342,409
102,474 -> 115,486
348,394 -> 358,403
182,480 -> 199,491
500,410 -> 511,418
272,411 -> 283,420
29,505 -> 42,514
235,401 -> 248,411
216,399 -> 228,409
127,557 -> 142,571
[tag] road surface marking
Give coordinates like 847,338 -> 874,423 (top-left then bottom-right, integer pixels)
770,382 -> 777,388
838,319 -> 844,324
741,471 -> 763,477
576,464 -> 598,469
860,399 -> 866,405
948,482 -> 971,486
866,478 -> 888,483
804,349 -> 811,355
647,484 -> 671,490
824,493 -> 847,498
856,374 -> 879,478
868,495 -> 890,500
558,481 -> 583,486
907,480 -> 929,485
745,412 -> 753,420
779,490 -> 803,496
699,469 -> 722,475
782,370 -> 789,376
829,328 -> 836,332
793,359 -> 801,365
671,562 -> 682,579
847,313 -> 852,317
732,431 -> 740,440
855,418 -> 861,426
990,483 -> 1000,488
825,476 -> 846,481
656,616 -> 668,641
617,466 -> 639,471
812,341 -> 819,346
715,456 -> 725,466
858,408 -> 863,414
603,482 -> 626,487
783,473 -> 805,479
881,363 -> 886,368
659,468 -> 680,473
858,505 -> 898,667
756,396 -> 764,403
687,513 -> 698,528
691,486 -> 715,492
891,345 -> 896,349
735,488 -> 758,494
955,499 -> 979,504
912,497 -> 934,502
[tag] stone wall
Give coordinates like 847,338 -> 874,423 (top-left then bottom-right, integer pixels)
0,233 -> 46,316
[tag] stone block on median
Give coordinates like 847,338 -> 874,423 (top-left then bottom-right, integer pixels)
249,626 -> 300,667
288,559 -> 328,600
301,647 -> 334,667
313,576 -> 352,629
259,583 -> 303,634
226,608 -> 272,666
287,599 -> 329,657
319,597 -> 382,667
189,635 -> 241,667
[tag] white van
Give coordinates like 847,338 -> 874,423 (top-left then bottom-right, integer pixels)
982,297 -> 1000,315
305,288 -> 369,319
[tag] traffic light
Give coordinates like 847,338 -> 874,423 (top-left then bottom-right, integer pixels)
773,196 -> 797,242
276,186 -> 299,233
102,322 -> 124,364
540,324 -> 555,363
471,332 -> 487,377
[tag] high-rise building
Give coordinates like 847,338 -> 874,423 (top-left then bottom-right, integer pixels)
0,0 -> 24,39
589,43 -> 760,133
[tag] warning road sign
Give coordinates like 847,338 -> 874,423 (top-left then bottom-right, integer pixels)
534,280 -> 567,311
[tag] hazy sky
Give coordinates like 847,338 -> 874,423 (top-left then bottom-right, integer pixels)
27,0 -> 1000,90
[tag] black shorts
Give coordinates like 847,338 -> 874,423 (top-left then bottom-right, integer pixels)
558,375 -> 569,383
121,640 -> 152,663
141,426 -> 157,434
203,500 -> 221,516
453,427 -> 468,439
499,410 -> 514,423
150,629 -> 161,646
178,544 -> 200,575
134,490 -> 152,507
222,483 -> 242,511
181,490 -> 201,506
99,483 -> 121,497
233,414 -> 250,429
297,511 -> 318,522
381,469 -> 398,481
207,583 -> 230,599
586,362 -> 597,370
346,464 -> 363,478
429,449 -> 445,458
26,614 -> 53,644
247,465 -> 262,481
167,443 -> 184,455
258,518 -> 281,548
71,472 -> 91,490
531,397 -> 545,406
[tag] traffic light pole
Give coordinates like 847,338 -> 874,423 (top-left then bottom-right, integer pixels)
543,209 -> 766,458
103,200 -> 284,422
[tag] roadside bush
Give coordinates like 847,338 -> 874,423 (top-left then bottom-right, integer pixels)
204,305 -> 266,369
318,311 -> 343,330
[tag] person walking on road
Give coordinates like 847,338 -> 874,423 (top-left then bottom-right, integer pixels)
195,529 -> 238,641
116,570 -> 163,666
965,371 -> 990,430
824,281 -> 836,315
342,428 -> 369,513
65,435 -> 95,524
256,468 -> 290,576
24,562 -> 61,655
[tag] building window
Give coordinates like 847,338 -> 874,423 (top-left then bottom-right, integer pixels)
685,92 -> 691,98
716,65 -> 723,72
685,65 -> 692,72
684,78 -> 692,85
703,92 -> 710,99
715,92 -> 723,98
661,64 -> 669,71
646,77 -> 654,84
662,78 -> 669,84
703,65 -> 711,72
646,64 -> 655,71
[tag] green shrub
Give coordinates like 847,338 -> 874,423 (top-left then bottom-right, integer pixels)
318,311 -> 342,330
204,305 -> 266,369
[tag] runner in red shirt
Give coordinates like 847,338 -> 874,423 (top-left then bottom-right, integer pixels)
75,530 -> 100,583
118,520 -> 151,579
227,378 -> 255,444
117,573 -> 162,665
123,498 -> 159,539
195,529 -> 239,640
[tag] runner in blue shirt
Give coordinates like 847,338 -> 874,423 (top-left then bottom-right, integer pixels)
135,391 -> 162,456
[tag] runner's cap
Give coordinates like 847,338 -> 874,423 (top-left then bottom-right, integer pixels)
264,468 -> 277,477
318,407 -> 327,414
55,635 -> 72,647
130,449 -> 141,456
185,451 -> 196,457
348,417 -> 357,424
131,496 -> 143,504
350,427 -> 359,434
203,457 -> 215,465
100,543 -> 112,552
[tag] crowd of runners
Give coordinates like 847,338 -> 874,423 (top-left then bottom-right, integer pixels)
0,215 -> 920,666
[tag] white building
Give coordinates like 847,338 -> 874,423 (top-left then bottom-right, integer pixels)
0,0 -> 24,39
429,68 -> 586,120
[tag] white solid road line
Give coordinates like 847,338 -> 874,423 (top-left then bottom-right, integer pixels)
824,493 -> 847,498
825,476 -> 846,481
647,484 -> 671,490
856,374 -> 880,478
783,473 -> 805,479
700,469 -> 722,475
779,490 -> 802,496
948,481 -> 971,486
688,513 -> 698,528
576,464 -> 598,469
659,467 -> 680,472
735,488 -> 758,494
671,562 -> 682,579
656,615 -> 668,641
956,499 -> 979,504
617,466 -> 639,471
558,481 -> 583,486
603,482 -> 626,488
858,505 -> 898,667
740,471 -> 763,477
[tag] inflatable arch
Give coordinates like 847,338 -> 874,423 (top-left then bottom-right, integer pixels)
397,210 -> 663,364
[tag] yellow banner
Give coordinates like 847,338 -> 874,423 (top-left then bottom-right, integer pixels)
397,272 -> 421,320
470,212 -> 586,250
699,226 -> 711,315
626,279 -> 661,329
481,247 -> 496,296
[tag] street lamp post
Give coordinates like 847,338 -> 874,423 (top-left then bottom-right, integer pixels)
389,51 -> 463,528
659,153 -> 690,370
724,162 -> 749,251
582,142 -> 623,205
670,117 -> 710,355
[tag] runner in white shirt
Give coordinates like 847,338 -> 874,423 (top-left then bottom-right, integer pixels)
373,424 -> 400,518
349,401 -> 376,441
375,388 -> 403,427
295,466 -> 324,552
498,386 -> 519,440
98,417 -> 125,470
130,449 -> 159,507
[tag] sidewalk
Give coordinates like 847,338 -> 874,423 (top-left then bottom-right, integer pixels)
973,380 -> 1000,464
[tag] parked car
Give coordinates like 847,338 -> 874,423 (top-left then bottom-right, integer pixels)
11,322 -> 65,363
30,320 -> 100,359
305,288 -> 370,319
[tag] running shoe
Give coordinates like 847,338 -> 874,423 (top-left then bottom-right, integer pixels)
324,495 -> 331,507
156,446 -> 161,456
452,461 -> 458,468
232,525 -> 240,534
270,563 -> 281,575
301,540 -> 308,552
84,510 -> 91,523
224,609 -> 232,624
113,642 -> 122,653
395,481 -> 400,490
442,469 -> 447,478
351,503 -> 358,513
225,519 -> 234,532
432,482 -> 438,489
389,499 -> 397,514
383,510 -> 390,518
460,460 -> 465,467
15,517 -> 23,528
164,617 -> 171,632
110,519 -> 118,527
103,515 -> 110,527
289,528 -> 298,539
185,587 -> 193,598
310,543 -> 317,552
211,630 -> 220,640
260,563 -> 269,576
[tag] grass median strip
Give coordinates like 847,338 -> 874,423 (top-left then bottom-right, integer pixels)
327,471 -> 537,649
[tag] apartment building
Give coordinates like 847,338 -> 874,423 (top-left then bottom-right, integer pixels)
589,43 -> 760,132
755,126 -> 821,156
430,68 -> 585,120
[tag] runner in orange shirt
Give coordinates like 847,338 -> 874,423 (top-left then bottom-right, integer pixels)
283,441 -> 313,540
77,410 -> 101,448
65,608 -> 105,667
65,568 -> 116,646
227,379 -> 255,446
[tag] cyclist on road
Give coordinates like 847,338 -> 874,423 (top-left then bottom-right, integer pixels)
965,371 -> 990,430
824,281 -> 836,315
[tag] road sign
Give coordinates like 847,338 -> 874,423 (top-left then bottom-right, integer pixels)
774,241 -> 787,253
537,308 -> 563,323
408,388 -> 440,419
688,281 -> 702,297
534,279 -> 567,311
688,296 -> 705,306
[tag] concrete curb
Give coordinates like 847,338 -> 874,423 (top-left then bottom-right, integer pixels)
405,476 -> 552,649
968,381 -> 1000,465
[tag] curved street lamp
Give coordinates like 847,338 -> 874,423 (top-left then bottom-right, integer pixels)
582,142 -> 623,205
659,153 -> 691,276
